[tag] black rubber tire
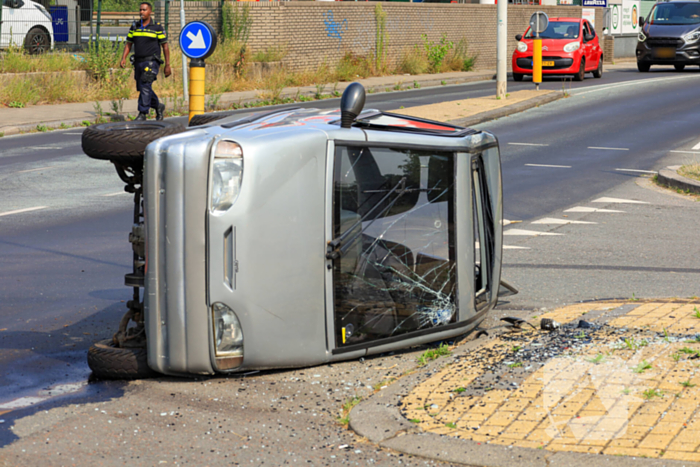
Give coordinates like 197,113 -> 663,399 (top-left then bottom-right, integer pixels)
512,73 -> 524,82
674,64 -> 686,71
574,58 -> 585,81
638,61 -> 651,72
189,110 -> 238,127
87,339 -> 157,380
82,121 -> 185,166
592,57 -> 603,78
24,27 -> 50,55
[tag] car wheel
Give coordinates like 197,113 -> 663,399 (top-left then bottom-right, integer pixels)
24,27 -> 50,55
81,121 -> 186,168
674,64 -> 686,71
637,61 -> 651,72
574,58 -> 585,81
592,57 -> 603,78
189,110 -> 238,127
512,73 -> 524,82
87,339 -> 157,380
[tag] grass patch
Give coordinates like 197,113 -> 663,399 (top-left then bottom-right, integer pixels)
251,45 -> 287,63
588,354 -> 606,364
679,163 -> 700,182
508,362 -> 523,368
679,347 -> 700,356
693,307 -> 700,319
445,422 -> 457,429
373,378 -> 396,392
642,388 -> 664,400
633,360 -> 653,374
452,387 -> 466,394
337,395 -> 362,426
417,343 -> 451,366
680,380 -> 696,388
409,418 -> 421,423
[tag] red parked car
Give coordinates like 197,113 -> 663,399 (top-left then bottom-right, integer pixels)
512,17 -> 603,82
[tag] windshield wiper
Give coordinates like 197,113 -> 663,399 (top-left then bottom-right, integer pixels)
326,177 -> 407,260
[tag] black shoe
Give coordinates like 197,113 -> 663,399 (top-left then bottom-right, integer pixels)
135,112 -> 148,121
155,103 -> 165,121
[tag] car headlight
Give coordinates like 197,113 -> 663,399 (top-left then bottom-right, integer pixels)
638,31 -> 647,42
210,140 -> 243,213
684,30 -> 700,44
563,42 -> 580,53
212,302 -> 243,357
36,4 -> 52,22
517,41 -> 528,53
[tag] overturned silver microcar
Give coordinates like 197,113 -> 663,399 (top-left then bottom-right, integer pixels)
138,84 -> 504,376
141,85 -> 504,376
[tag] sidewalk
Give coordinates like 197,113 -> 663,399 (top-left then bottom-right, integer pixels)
0,63 -> 637,136
350,300 -> 700,466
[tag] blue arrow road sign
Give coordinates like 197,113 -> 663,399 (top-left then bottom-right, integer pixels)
179,21 -> 217,60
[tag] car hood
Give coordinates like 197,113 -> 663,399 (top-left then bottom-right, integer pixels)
520,38 -> 579,52
645,23 -> 700,37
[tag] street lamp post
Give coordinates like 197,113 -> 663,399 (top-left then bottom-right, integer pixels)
496,0 -> 507,99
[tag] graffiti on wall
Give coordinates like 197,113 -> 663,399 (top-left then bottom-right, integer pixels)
324,10 -> 348,48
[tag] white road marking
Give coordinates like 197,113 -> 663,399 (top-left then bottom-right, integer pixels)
524,164 -> 571,168
503,245 -> 530,250
63,132 -> 84,135
0,396 -> 46,410
692,142 -> 700,150
508,143 -> 549,147
16,166 -> 55,174
532,217 -> 597,225
593,197 -> 649,204
102,191 -> 129,197
27,146 -> 62,150
504,229 -> 563,236
574,75 -> 700,96
0,206 -> 47,217
564,206 -> 625,213
588,146 -> 629,151
669,150 -> 700,155
614,168 -> 657,174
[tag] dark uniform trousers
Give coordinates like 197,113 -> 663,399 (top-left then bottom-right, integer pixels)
134,60 -> 161,114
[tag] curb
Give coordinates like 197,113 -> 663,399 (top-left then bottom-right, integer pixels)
348,315 -> 691,467
657,165 -> 700,194
448,91 -> 566,128
0,71 -> 502,137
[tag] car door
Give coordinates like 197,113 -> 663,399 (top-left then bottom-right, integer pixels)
582,21 -> 595,70
1,0 -> 29,48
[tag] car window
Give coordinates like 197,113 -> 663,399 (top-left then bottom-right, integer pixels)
2,0 -> 24,7
583,21 -> 595,38
650,2 -> 700,25
525,21 -> 580,39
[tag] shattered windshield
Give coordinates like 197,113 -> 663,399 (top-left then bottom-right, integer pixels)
332,145 -> 457,348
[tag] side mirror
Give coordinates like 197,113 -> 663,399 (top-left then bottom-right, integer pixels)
10,0 -> 19,7
515,34 -> 523,41
639,16 -> 645,27
584,33 -> 594,42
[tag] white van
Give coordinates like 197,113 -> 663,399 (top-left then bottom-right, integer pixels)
1,0 -> 54,53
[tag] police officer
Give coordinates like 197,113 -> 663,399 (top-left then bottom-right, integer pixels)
119,2 -> 171,121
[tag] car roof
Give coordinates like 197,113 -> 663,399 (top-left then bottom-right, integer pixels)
214,107 -> 473,137
548,17 -> 583,22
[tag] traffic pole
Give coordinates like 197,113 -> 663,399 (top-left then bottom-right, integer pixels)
180,1 -> 188,103
533,37 -> 542,90
496,0 -> 507,99
188,59 -> 205,122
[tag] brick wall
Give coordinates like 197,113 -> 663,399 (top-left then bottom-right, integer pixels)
166,1 -> 606,73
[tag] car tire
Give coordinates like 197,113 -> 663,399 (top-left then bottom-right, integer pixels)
592,57 -> 603,78
82,121 -> 186,167
87,339 -> 157,380
574,58 -> 585,81
189,110 -> 238,127
24,27 -> 50,55
637,61 -> 651,72
512,73 -> 524,82
674,64 -> 686,71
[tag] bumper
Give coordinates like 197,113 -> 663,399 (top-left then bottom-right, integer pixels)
636,41 -> 700,65
512,55 -> 577,74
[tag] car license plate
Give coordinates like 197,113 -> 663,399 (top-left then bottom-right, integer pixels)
531,61 -> 555,67
653,47 -> 676,59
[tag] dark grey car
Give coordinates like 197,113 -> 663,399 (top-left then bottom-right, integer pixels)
637,0 -> 700,71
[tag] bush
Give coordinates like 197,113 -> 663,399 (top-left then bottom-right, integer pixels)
444,38 -> 477,72
86,38 -> 124,81
422,33 -> 454,73
396,46 -> 429,75
221,2 -> 252,43
251,45 -> 287,63
336,53 -> 373,81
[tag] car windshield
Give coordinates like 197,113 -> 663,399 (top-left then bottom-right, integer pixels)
649,2 -> 700,25
525,21 -> 580,39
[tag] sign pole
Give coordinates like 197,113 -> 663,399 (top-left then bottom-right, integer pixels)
496,0 -> 507,99
189,59 -> 205,121
179,21 -> 217,123
530,11 -> 548,92
180,1 -> 188,103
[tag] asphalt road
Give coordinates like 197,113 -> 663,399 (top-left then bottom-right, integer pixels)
1,67 -> 699,464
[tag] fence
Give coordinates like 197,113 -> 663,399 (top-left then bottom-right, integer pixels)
0,0 -> 83,52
